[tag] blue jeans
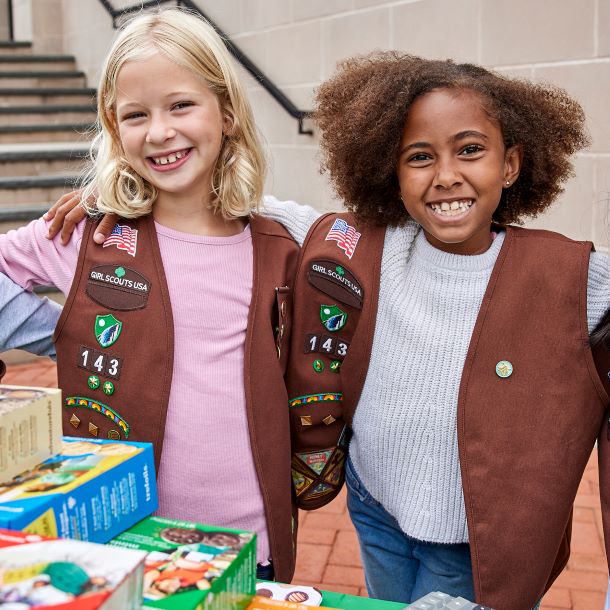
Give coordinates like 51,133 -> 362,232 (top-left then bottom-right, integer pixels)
345,456 -> 475,604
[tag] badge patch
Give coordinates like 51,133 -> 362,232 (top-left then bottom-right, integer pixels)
292,469 -> 314,497
320,304 -> 347,332
95,314 -> 123,348
308,260 -> 363,309
325,219 -> 361,259
87,264 -> 150,311
78,345 -> 122,379
308,482 -> 334,498
102,223 -> 138,257
296,450 -> 333,475
65,396 -> 130,438
289,393 -> 342,408
303,334 -> 350,360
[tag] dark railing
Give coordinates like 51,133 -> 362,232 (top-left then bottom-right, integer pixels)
97,0 -> 313,135
6,0 -> 14,40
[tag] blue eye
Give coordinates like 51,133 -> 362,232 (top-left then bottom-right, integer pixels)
172,101 -> 194,110
122,112 -> 145,121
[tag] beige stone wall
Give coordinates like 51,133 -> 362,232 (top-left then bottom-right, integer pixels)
0,0 -> 9,40
52,0 -> 610,244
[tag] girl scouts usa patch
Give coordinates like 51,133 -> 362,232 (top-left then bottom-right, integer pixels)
307,260 -> 363,309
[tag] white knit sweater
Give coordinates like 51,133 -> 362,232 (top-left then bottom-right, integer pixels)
262,196 -> 610,543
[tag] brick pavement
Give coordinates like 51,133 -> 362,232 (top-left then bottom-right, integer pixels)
3,359 -> 609,609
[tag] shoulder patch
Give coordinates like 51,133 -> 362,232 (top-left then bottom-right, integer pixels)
307,260 -> 363,309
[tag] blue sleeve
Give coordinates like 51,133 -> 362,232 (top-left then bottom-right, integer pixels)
0,273 -> 62,358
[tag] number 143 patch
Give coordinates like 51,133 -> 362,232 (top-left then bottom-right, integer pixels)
304,334 -> 349,359
78,345 -> 122,379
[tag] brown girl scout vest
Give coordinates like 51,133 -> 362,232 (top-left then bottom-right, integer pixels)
288,212 -> 610,610
54,213 -> 300,583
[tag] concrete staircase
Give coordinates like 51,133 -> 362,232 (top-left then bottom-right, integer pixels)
0,40 -> 95,234
0,40 -> 94,363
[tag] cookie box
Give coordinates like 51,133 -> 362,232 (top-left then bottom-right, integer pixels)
0,437 -> 157,543
245,598 -> 339,610
0,385 -> 62,483
255,582 -> 323,606
109,516 -> 256,610
0,528 -> 147,609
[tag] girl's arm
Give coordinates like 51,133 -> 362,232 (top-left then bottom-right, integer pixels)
588,251 -> 610,336
0,216 -> 83,294
45,191 -> 324,248
0,274 -> 61,358
260,195 -> 322,247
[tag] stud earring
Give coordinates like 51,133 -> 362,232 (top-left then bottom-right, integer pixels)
505,181 -> 511,186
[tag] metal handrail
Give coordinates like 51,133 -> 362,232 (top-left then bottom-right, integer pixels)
7,0 -> 14,41
97,0 -> 313,135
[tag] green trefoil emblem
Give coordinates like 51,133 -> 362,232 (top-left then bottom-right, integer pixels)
95,314 -> 123,348
320,304 -> 347,332
114,266 -> 126,278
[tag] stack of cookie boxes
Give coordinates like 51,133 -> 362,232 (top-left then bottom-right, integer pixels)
0,384 -> 259,609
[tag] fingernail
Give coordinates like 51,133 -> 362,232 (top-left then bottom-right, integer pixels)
94,232 -> 104,244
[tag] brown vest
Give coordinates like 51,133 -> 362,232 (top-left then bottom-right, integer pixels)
289,214 -> 610,610
55,213 -> 299,582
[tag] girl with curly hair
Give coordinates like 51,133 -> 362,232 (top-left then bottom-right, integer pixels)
48,53 -> 610,609
266,53 -> 610,609
0,9 -> 298,582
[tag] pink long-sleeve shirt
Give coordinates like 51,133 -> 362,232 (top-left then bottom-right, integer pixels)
0,217 -> 270,563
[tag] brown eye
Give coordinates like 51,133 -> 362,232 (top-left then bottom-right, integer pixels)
460,144 -> 484,155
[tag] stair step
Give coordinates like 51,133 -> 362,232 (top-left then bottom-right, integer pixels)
0,204 -> 49,233
0,42 -> 32,54
0,142 -> 90,161
0,142 -> 90,160
0,142 -> 89,177
0,203 -> 49,221
0,105 -> 96,125
0,174 -> 81,206
0,59 -> 76,71
0,156 -> 88,177
0,54 -> 75,63
0,71 -> 86,88
0,88 -> 96,106
0,123 -> 93,143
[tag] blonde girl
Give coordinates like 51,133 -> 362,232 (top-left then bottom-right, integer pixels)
0,8 -> 298,582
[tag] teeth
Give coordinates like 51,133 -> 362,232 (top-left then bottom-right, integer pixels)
152,149 -> 187,165
429,200 -> 473,216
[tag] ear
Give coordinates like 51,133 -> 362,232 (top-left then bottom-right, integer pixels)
222,112 -> 234,136
503,144 -> 523,187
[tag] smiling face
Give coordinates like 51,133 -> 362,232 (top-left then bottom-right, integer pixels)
114,52 -> 228,210
397,88 -> 521,255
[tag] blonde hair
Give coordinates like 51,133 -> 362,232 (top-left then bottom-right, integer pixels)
83,8 -> 266,219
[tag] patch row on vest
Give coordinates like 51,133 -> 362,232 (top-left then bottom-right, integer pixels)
65,396 -> 130,437
289,393 -> 342,408
307,259 -> 363,309
86,265 -> 151,311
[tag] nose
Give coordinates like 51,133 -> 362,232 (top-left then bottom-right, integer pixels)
145,113 -> 176,144
433,157 -> 462,190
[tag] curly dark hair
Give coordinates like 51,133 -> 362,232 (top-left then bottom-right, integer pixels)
314,52 -> 590,226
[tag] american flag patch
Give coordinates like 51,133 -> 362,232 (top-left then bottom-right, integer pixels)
325,218 -> 361,259
102,224 -> 138,257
